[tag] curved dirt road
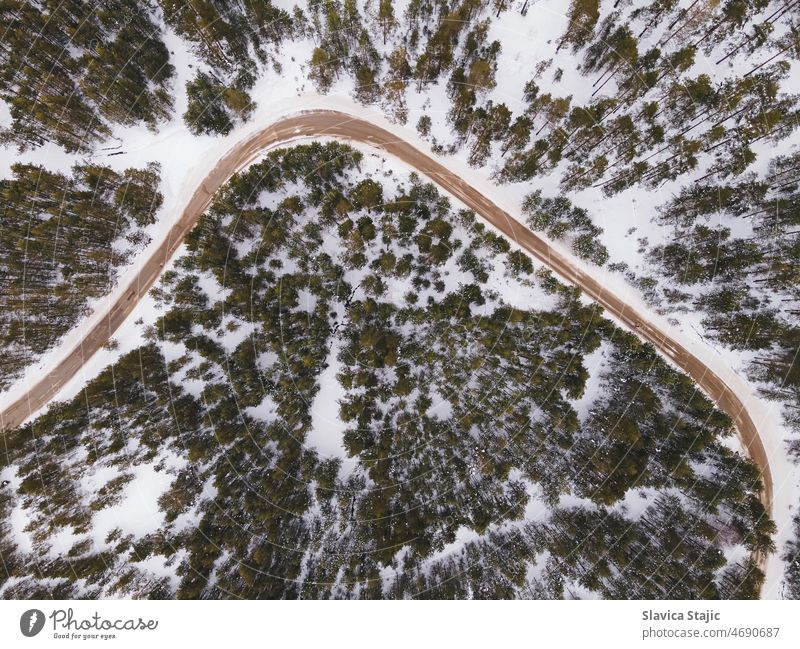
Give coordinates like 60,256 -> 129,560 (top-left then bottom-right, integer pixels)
0,109 -> 773,564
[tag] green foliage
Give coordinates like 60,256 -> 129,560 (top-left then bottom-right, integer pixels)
0,0 -> 174,151
522,191 -> 609,265
0,162 -> 162,388
558,0 -> 601,53
3,0 -> 791,595
1,140 -> 767,599
160,0 -> 292,75
183,72 -> 255,136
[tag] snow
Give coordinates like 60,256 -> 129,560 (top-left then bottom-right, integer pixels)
171,478 -> 218,535
256,350 -> 280,371
131,551 -> 184,591
0,86 -> 633,420
218,319 -> 257,355
0,466 -> 34,555
426,386 -> 454,421
90,460 -> 176,549
4,72 -> 788,574
0,0 -> 797,597
7,505 -> 34,555
488,1 -> 586,104
421,524 -> 481,568
722,542 -> 751,569
307,335 -> 358,475
0,98 -> 10,129
195,270 -> 231,306
96,470 -> 166,538
296,287 -> 318,313
613,487 -> 661,523
569,339 -> 610,423
80,463 -> 122,500
244,393 -> 280,423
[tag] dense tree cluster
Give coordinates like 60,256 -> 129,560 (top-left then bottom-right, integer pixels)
393,493 -> 765,599
522,190 -> 609,265
160,0 -> 293,134
0,0 -> 174,151
160,0 -> 292,76
0,162 -> 162,389
183,71 -> 255,136
646,153 -> 800,404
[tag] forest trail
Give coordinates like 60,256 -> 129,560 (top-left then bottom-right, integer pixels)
0,109 -> 773,578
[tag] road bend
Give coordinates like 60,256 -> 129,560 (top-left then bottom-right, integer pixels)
0,110 -> 773,581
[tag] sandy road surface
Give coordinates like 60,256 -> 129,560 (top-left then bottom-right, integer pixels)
0,110 -> 773,571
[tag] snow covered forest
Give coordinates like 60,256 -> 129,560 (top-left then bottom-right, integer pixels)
0,0 -> 799,599
0,144 -> 772,597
